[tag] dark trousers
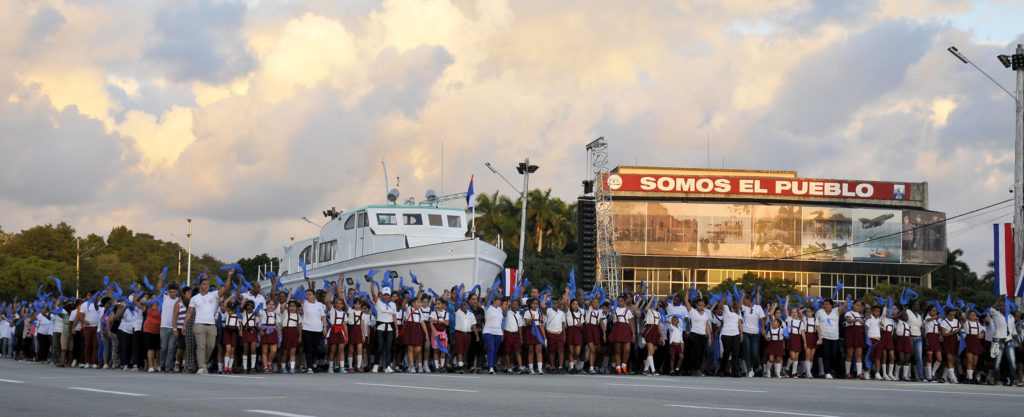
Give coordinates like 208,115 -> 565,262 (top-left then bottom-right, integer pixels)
301,330 -> 322,370
721,334 -> 742,376
117,330 -> 133,367
36,335 -> 51,362
741,332 -> 760,373
821,338 -> 842,376
691,333 -> 709,372
376,329 -> 395,368
73,331 -> 84,363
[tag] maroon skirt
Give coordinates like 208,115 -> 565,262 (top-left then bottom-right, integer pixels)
895,335 -> 912,353
347,324 -> 363,345
403,323 -> 425,346
787,334 -> 804,352
454,331 -> 472,354
766,339 -> 785,356
925,333 -> 941,353
222,329 -> 239,346
844,326 -> 865,349
524,328 -> 542,345
241,327 -> 259,344
501,331 -> 522,354
965,334 -> 982,354
642,324 -> 661,345
584,324 -> 602,344
609,322 -> 632,343
669,343 -> 683,355
327,325 -> 347,345
879,332 -> 894,350
281,327 -> 300,349
804,332 -> 818,348
941,335 -> 959,355
260,326 -> 279,345
566,326 -> 584,346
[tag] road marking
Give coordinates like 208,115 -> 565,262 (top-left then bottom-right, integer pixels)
204,396 -> 288,401
608,382 -> 768,393
210,374 -> 266,379
0,378 -> 25,384
398,373 -> 481,379
839,386 -> 1024,398
245,410 -> 316,417
353,382 -> 478,393
667,404 -> 840,416
69,387 -> 147,397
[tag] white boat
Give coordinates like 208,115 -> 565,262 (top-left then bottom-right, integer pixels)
261,191 -> 507,295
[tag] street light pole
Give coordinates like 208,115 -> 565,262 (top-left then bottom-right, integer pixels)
949,45 -> 1024,297
517,158 -> 531,275
186,218 -> 193,287
76,238 -> 80,299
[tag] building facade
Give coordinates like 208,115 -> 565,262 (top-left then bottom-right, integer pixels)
604,166 -> 946,299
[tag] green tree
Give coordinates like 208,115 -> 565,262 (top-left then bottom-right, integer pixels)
931,248 -> 971,291
710,272 -> 802,304
236,253 -> 280,283
0,254 -> 75,301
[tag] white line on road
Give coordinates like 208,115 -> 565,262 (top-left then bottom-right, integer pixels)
354,382 -> 478,393
667,404 -> 841,417
69,387 -> 147,397
608,382 -> 768,393
210,374 -> 266,379
397,373 -> 481,379
838,386 -> 1024,398
0,378 -> 25,384
245,410 -> 316,417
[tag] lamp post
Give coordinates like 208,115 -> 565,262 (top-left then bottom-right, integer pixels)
76,238 -> 107,299
302,216 -> 325,229
949,45 -> 1024,297
485,159 -> 539,275
186,218 -> 192,287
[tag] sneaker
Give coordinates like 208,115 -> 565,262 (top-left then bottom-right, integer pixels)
306,368 -> 314,374
489,368 -> 495,375
71,360 -> 78,368
196,368 -> 208,375
327,367 -> 334,374
825,373 -> 834,380
372,365 -> 379,373
148,367 -> 155,373
875,373 -> 884,381
384,366 -> 394,374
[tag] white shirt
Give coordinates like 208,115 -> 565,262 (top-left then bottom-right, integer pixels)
132,305 -> 144,331
0,319 -> 10,338
36,314 -> 53,335
816,309 -> 840,340
51,313 -> 64,333
718,310 -> 742,336
611,307 -> 633,324
844,311 -> 864,327
118,308 -> 136,333
301,301 -> 326,332
668,323 -> 684,344
375,300 -> 397,330
503,310 -> 523,332
585,307 -> 604,326
786,317 -> 804,335
483,306 -> 504,335
160,294 -> 179,329
455,309 -> 476,333
544,308 -> 565,333
940,318 -> 960,335
567,308 -> 585,327
688,307 -> 711,336
905,310 -> 923,337
865,316 -> 881,339
989,311 -> 1017,341
83,303 -> 100,327
329,308 -> 347,326
188,292 -> 220,325
242,293 -> 267,312
740,305 -> 765,334
665,303 -> 687,318
430,310 -> 449,326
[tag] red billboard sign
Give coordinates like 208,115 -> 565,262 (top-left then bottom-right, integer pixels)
605,173 -> 909,201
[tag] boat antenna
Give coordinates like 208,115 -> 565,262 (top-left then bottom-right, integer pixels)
382,158 -> 391,195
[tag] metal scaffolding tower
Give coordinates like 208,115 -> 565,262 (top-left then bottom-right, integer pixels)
586,137 -> 621,296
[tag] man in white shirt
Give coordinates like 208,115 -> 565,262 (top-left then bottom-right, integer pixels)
184,271 -> 232,374
740,294 -> 765,377
989,297 -> 1019,386
904,301 -> 925,380
159,275 -> 179,372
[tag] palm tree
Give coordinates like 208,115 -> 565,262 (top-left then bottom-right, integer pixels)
933,248 -> 971,291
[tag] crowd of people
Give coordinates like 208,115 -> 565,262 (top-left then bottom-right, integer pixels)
2,268 -> 1023,388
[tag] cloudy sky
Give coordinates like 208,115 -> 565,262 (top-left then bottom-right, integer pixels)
1,0 -> 1022,273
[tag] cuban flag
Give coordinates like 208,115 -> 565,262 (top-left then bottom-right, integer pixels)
503,268 -> 518,297
466,175 -> 475,212
993,223 -> 1017,296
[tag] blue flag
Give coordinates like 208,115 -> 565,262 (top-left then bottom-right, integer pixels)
143,276 -> 154,291
298,258 -> 308,279
466,175 -> 475,212
48,276 -> 64,297
568,268 -> 576,296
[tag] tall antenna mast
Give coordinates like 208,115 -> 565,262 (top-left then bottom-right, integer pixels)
587,137 -> 621,297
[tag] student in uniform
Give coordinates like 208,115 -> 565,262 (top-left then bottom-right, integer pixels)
666,315 -> 684,375
865,305 -> 883,380
963,310 -> 984,383
346,298 -> 367,373
453,295 -> 478,373
565,297 -> 585,373
894,308 -> 914,381
785,305 -> 804,378
220,297 -> 240,374
281,300 -> 302,374
764,317 -> 786,378
843,300 -> 867,379
939,309 -> 961,383
584,298 -> 606,374
640,296 -> 663,375
501,297 -> 525,374
522,298 -> 546,374
239,300 -> 260,374
880,306 -> 897,381
923,305 -> 943,381
609,295 -> 636,375
429,298 -> 450,373
327,294 -> 349,374
545,297 -> 567,374
402,297 -> 428,373
259,299 -> 280,373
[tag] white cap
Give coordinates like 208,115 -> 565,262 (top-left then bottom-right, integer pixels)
381,287 -> 392,295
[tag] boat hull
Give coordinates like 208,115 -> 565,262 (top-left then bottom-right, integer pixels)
263,238 -> 506,294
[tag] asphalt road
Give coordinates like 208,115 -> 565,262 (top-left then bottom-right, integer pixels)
0,360 -> 1022,417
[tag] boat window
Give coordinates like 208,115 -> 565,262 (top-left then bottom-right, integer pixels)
403,213 -> 423,225
358,212 -> 368,227
377,213 -> 397,225
299,245 -> 312,265
344,215 -> 355,230
318,240 -> 337,262
447,215 -> 462,228
428,214 -> 443,226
